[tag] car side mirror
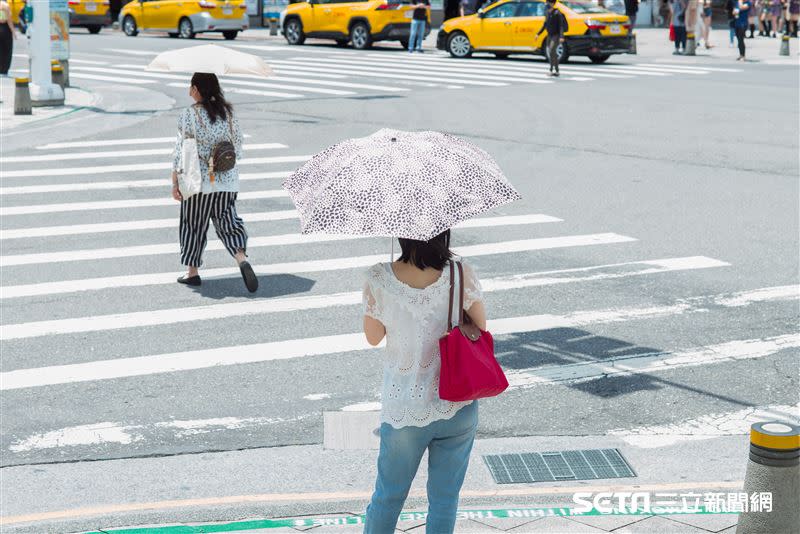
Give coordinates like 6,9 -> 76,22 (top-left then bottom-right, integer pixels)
477,8 -> 485,17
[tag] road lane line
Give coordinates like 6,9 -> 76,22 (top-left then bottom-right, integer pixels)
69,73 -> 157,84
2,155 -> 312,178
0,171 -> 292,196
0,257 -> 729,340
0,189 -> 289,218
0,213 -> 557,241
0,233 -> 634,298
37,137 -> 178,149
1,287 -> 793,390
290,56 -> 577,83
72,66 -> 355,96
266,59 -> 511,86
0,215 -> 566,267
0,482 -> 744,526
635,63 -> 742,72
0,209 -> 300,240
0,144 -> 286,164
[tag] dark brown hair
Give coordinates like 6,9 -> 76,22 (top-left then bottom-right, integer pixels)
191,72 -> 232,123
397,230 -> 453,271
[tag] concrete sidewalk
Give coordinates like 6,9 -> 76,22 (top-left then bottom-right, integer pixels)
1,433 -> 750,533
0,75 -> 96,131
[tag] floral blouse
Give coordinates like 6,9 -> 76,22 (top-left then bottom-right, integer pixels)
172,104 -> 243,194
362,260 -> 483,429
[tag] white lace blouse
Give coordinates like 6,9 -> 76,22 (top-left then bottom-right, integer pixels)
362,260 -> 484,429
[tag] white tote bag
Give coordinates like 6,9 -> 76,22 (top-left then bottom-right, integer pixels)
178,110 -> 202,199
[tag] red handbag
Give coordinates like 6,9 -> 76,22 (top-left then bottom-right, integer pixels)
438,262 -> 508,402
669,24 -> 676,42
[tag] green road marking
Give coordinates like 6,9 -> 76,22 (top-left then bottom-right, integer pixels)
84,506 -> 737,533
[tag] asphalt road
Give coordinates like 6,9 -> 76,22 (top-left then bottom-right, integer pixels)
0,25 -> 798,530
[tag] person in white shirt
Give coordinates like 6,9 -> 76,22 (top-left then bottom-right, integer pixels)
361,229 -> 486,534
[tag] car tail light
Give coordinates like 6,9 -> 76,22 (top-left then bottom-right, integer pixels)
68,0 -> 79,5
375,3 -> 402,10
584,19 -> 607,30
198,1 -> 217,8
623,23 -> 631,30
239,3 -> 247,8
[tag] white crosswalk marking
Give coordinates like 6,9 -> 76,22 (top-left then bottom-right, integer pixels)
0,144 -> 286,164
2,288 -> 794,391
0,257 -> 731,340
3,155 -> 312,178
70,72 -> 157,84
0,233 -> 637,298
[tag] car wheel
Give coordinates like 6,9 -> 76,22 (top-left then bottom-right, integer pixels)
284,18 -> 305,45
123,15 -> 138,36
493,52 -> 509,59
87,25 -> 102,34
589,53 -> 610,63
179,17 -> 195,39
350,22 -> 372,50
447,32 -> 472,58
546,41 -> 569,63
223,30 -> 238,40
399,38 -> 409,49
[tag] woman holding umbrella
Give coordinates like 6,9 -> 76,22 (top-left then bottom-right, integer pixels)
170,72 -> 257,292
283,129 -> 520,533
149,45 -> 271,292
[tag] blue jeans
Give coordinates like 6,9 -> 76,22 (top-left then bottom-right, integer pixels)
409,19 -> 426,51
364,401 -> 478,534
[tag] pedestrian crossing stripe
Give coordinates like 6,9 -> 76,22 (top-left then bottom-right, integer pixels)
0,257 -> 729,341
0,233 -> 635,298
0,144 -> 286,164
0,171 -> 293,196
2,297 -> 795,391
76,505 -> 738,534
70,72 -> 158,85
2,155 -> 313,178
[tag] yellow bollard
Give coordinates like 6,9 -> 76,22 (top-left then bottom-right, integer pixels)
51,65 -> 66,91
14,77 -> 32,115
736,421 -> 799,533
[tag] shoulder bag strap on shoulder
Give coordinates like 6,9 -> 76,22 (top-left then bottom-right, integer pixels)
456,261 -> 465,326
227,109 -> 235,142
447,261 -> 455,331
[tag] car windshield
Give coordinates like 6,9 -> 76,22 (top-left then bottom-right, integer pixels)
559,0 -> 610,14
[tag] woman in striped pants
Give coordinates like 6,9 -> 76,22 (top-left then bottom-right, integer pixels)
171,73 -> 258,293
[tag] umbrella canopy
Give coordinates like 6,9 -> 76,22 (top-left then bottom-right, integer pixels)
145,44 -> 272,77
283,128 -> 522,241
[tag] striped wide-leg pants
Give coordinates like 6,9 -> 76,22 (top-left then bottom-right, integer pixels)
179,192 -> 248,267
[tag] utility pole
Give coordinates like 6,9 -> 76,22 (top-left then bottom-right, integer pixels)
29,0 -> 64,105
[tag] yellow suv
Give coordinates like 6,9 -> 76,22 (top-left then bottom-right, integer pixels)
281,0 -> 430,50
120,0 -> 248,40
437,0 -> 632,63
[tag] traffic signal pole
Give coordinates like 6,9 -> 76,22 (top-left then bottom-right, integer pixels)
29,0 -> 64,105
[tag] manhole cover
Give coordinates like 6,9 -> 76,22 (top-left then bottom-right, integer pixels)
483,448 -> 636,484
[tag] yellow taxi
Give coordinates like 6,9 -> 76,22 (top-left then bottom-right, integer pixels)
68,0 -> 112,34
8,0 -> 110,33
120,0 -> 249,40
437,0 -> 632,63
280,0 -> 430,50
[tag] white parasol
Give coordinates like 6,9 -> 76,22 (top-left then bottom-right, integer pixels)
145,44 -> 272,77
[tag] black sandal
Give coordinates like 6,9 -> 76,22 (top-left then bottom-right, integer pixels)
177,274 -> 201,286
239,261 -> 258,293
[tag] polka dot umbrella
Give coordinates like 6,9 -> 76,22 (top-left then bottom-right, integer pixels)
282,129 -> 522,241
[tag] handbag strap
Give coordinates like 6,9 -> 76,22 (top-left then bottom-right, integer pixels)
446,261 -> 465,331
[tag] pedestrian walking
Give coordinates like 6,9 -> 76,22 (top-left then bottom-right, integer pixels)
625,0 -> 639,30
408,0 -> 429,52
170,72 -> 258,292
767,0 -> 782,36
789,0 -> 799,35
459,0 -> 474,16
734,0 -> 751,59
0,0 -> 16,76
727,0 -> 738,44
672,0 -> 688,53
536,0 -> 568,76
748,0 -> 759,36
701,0 -> 714,47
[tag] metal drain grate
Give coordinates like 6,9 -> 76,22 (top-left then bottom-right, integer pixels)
483,449 -> 636,484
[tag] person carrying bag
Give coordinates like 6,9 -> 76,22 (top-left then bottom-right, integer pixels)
171,72 -> 257,293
